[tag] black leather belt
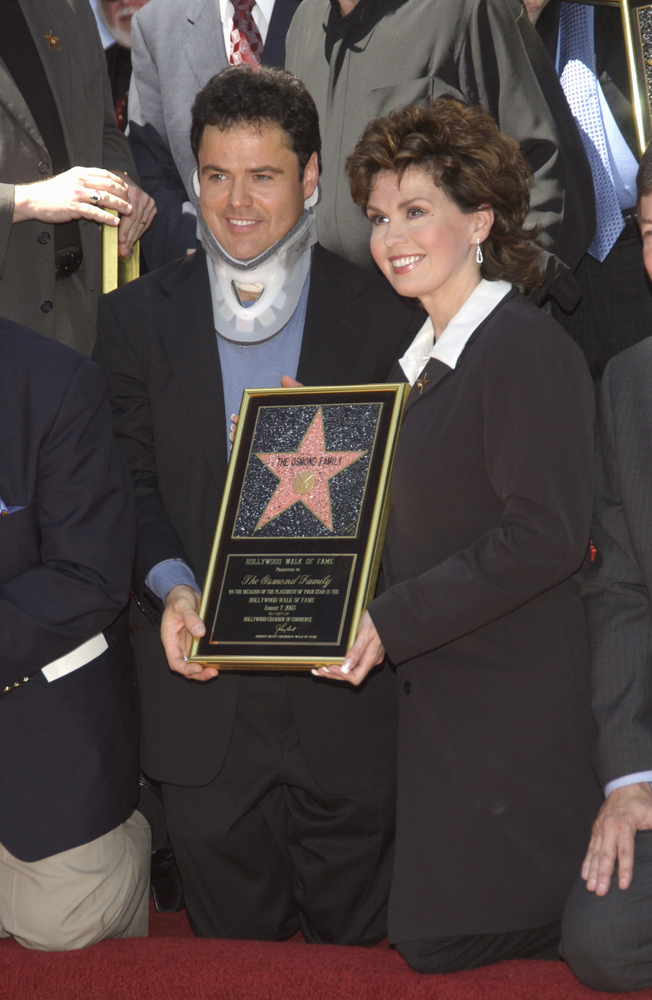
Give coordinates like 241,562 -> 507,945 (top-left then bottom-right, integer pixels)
54,246 -> 83,281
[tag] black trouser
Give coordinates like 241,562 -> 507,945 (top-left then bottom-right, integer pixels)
396,922 -> 561,974
162,674 -> 395,943
561,829 -> 652,991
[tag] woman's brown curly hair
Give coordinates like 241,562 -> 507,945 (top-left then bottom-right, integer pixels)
346,98 -> 545,295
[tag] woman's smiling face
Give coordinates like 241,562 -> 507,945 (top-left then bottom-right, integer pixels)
366,167 -> 492,322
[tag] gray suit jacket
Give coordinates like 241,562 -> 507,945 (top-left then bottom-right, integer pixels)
0,0 -> 136,354
128,0 -> 301,268
286,0 -> 596,307
583,338 -> 652,788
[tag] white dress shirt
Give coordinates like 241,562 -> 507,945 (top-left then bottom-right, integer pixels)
218,0 -> 275,59
399,279 -> 512,385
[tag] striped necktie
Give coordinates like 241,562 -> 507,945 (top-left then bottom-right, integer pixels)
230,0 -> 263,68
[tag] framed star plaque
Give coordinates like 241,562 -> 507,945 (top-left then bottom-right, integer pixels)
188,383 -> 408,669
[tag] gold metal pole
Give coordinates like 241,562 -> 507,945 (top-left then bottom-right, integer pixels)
101,208 -> 141,293
620,0 -> 652,155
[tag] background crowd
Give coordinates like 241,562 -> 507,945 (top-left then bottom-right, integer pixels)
2,0 -> 652,993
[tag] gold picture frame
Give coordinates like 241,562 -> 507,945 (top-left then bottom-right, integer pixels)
189,383 -> 409,670
619,0 -> 652,155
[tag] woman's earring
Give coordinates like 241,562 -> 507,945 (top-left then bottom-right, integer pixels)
475,240 -> 483,265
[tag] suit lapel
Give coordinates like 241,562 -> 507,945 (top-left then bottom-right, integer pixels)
157,251 -> 228,487
19,0 -> 76,161
387,358 -> 408,384
296,246 -> 364,385
403,357 -> 452,414
262,0 -> 302,67
535,2 -> 560,63
183,0 -> 228,92
0,59 -> 43,151
0,0 -> 54,152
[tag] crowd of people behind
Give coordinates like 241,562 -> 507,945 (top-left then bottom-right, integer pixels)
3,0 -> 652,992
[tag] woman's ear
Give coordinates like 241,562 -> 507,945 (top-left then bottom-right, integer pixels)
473,204 -> 494,245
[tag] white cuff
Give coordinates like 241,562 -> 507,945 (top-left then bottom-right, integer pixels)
604,771 -> 652,797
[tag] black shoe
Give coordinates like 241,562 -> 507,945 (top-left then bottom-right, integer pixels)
150,845 -> 185,914
138,775 -> 168,852
138,774 -> 185,913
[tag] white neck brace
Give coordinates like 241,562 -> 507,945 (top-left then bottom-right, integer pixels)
197,205 -> 318,344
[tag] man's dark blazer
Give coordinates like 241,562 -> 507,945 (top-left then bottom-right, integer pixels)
93,244 -> 424,792
0,318 -> 139,862
583,338 -> 652,788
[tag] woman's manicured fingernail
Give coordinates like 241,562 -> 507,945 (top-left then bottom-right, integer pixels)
341,660 -> 353,674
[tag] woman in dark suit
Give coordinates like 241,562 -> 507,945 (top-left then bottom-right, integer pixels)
312,100 -> 602,973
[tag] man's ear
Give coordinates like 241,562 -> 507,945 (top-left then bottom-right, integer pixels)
302,152 -> 319,203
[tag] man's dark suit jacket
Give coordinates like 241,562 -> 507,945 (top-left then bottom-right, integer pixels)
583,338 -> 652,788
0,319 -> 139,862
93,244 -> 424,792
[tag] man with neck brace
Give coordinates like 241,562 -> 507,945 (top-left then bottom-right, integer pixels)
93,65 -> 423,942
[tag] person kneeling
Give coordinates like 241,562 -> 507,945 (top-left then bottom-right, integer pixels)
0,318 -> 148,950
560,145 -> 652,993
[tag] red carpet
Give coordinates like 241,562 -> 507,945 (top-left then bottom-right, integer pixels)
0,904 -> 651,1000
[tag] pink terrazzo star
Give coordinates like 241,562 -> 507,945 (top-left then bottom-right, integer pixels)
255,408 -> 366,531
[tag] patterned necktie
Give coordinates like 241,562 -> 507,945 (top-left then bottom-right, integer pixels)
230,0 -> 263,68
558,2 -> 624,261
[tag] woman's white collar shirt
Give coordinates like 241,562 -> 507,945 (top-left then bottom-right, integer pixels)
399,279 -> 513,386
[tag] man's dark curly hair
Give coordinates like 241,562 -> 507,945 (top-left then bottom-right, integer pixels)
346,98 -> 544,295
190,65 -> 321,178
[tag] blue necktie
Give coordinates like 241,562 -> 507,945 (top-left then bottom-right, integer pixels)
559,2 -> 624,261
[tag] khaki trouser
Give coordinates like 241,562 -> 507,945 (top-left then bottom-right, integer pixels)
0,810 -> 150,950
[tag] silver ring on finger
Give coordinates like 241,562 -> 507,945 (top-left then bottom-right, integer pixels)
89,190 -> 101,205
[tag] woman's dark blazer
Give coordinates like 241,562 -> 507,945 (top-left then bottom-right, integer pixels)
370,289 -> 602,942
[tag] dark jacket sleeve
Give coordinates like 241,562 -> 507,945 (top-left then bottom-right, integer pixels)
582,350 -> 652,787
128,120 -> 197,269
370,314 -> 595,663
0,359 -> 135,686
93,292 -> 189,597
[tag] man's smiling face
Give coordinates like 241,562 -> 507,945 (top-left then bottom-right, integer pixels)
197,122 -> 318,261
